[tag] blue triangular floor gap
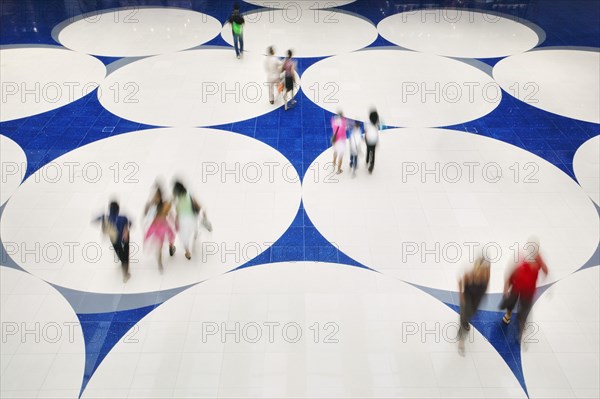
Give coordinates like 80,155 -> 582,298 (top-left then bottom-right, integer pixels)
444,303 -> 529,398
231,202 -> 370,271
77,303 -> 158,397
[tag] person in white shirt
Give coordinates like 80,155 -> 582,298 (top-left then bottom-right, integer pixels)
264,46 -> 282,105
365,110 -> 380,174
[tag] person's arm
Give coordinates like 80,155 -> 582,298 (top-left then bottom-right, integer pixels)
503,271 -> 513,296
122,223 -> 130,242
538,254 -> 548,275
192,196 -> 202,213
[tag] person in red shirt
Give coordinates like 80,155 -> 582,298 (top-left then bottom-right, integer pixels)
500,241 -> 549,340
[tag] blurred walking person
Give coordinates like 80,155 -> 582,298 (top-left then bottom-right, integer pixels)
173,181 -> 205,260
349,120 -> 362,176
144,184 -> 176,256
282,50 -> 297,110
94,201 -> 131,283
228,3 -> 245,59
330,111 -> 347,174
265,46 -> 282,105
144,200 -> 176,273
365,109 -> 380,174
500,240 -> 549,342
457,254 -> 491,355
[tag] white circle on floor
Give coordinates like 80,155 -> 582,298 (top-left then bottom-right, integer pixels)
302,128 -> 599,292
0,128 -> 301,294
243,0 -> 356,9
82,262 -> 526,398
0,267 -> 85,398
0,135 -> 27,206
573,135 -> 600,206
378,8 -> 542,58
494,48 -> 600,124
55,7 -> 222,57
99,49 -> 299,127
522,267 -> 599,398
300,49 -> 501,127
221,8 -> 377,58
0,46 -> 106,122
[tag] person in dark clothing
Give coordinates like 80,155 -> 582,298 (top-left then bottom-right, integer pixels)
457,255 -> 490,355
365,109 -> 380,173
282,49 -> 297,110
228,3 -> 245,59
95,201 -> 132,283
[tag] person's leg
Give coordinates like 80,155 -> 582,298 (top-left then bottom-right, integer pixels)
268,81 -> 274,104
123,239 -> 130,265
366,145 -> 375,172
119,240 -> 131,282
239,34 -> 244,55
457,294 -> 471,355
168,227 -> 176,256
179,217 -> 194,259
112,242 -> 124,264
233,34 -> 240,57
157,242 -> 164,273
517,296 -> 533,341
502,291 -> 518,323
370,145 -> 376,172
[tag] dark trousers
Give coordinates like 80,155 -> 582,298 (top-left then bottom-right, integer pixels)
366,144 -> 376,172
349,154 -> 358,169
501,290 -> 533,334
112,240 -> 130,277
458,291 -> 485,340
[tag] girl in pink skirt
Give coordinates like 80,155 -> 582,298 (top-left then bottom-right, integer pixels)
144,201 -> 176,273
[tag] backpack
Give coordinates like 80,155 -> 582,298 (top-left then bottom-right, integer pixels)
232,21 -> 242,35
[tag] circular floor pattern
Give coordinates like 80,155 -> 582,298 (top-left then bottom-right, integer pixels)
494,48 -> 600,124
302,128 -> 599,292
300,49 -> 501,127
0,128 -> 301,294
522,267 -> 599,398
0,135 -> 27,206
0,46 -> 106,122
0,267 -> 85,398
244,0 -> 356,9
99,49 -> 299,127
377,8 -> 542,58
55,7 -> 222,57
220,8 -> 377,58
82,262 -> 526,398
573,135 -> 600,206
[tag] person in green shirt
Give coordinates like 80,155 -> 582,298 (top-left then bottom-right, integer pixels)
228,3 -> 245,59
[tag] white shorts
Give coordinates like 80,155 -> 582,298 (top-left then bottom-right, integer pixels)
334,140 -> 346,157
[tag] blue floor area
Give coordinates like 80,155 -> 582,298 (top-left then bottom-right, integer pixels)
1,0 -> 599,396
